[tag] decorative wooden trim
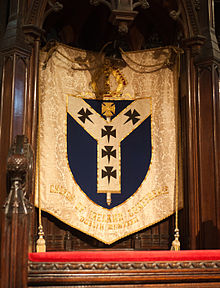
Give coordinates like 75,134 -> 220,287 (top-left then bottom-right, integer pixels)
28,260 -> 220,285
29,260 -> 220,271
184,0 -> 201,36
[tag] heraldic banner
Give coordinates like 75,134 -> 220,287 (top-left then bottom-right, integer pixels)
35,43 -> 180,244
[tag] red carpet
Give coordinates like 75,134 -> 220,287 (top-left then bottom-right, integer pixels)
29,250 -> 220,262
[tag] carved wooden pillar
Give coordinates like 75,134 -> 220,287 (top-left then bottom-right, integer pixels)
182,0 -> 220,249
194,0 -> 220,248
0,0 -> 44,259
0,0 -> 31,213
181,43 -> 201,249
196,62 -> 219,248
0,135 -> 33,288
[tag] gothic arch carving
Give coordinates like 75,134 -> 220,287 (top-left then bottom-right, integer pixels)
179,0 -> 201,38
23,0 -> 202,46
23,0 -> 62,43
169,0 -> 205,54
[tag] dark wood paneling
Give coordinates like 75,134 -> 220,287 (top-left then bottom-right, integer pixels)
0,53 -> 30,209
213,66 -> 220,242
0,56 -> 13,207
183,49 -> 200,250
12,57 -> 26,140
198,66 -> 218,248
25,49 -> 35,149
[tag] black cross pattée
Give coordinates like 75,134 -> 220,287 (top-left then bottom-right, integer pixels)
101,126 -> 116,142
78,108 -> 93,123
102,146 -> 116,163
124,109 -> 140,125
102,166 -> 117,184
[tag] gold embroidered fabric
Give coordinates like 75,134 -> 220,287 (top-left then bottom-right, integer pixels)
36,43 -> 182,244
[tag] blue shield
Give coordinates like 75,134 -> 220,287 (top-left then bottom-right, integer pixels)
67,99 -> 152,209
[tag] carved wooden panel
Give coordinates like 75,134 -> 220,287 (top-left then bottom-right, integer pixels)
28,259 -> 220,287
12,57 -> 26,140
197,67 -> 217,248
0,56 -> 14,207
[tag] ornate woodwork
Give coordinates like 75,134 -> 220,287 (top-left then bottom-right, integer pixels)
0,0 -> 219,254
28,259 -> 220,287
0,135 -> 33,288
0,0 -> 220,286
0,0 -> 31,222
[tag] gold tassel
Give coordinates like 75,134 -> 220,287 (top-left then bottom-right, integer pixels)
36,224 -> 46,252
171,228 -> 180,251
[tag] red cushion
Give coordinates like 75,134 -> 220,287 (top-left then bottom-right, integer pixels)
29,250 -> 220,262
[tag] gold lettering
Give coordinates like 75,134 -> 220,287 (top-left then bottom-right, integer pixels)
50,184 -> 75,203
126,186 -> 169,217
96,213 -> 102,222
99,224 -> 105,231
107,214 -> 112,223
52,185 -> 169,232
108,224 -> 113,230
